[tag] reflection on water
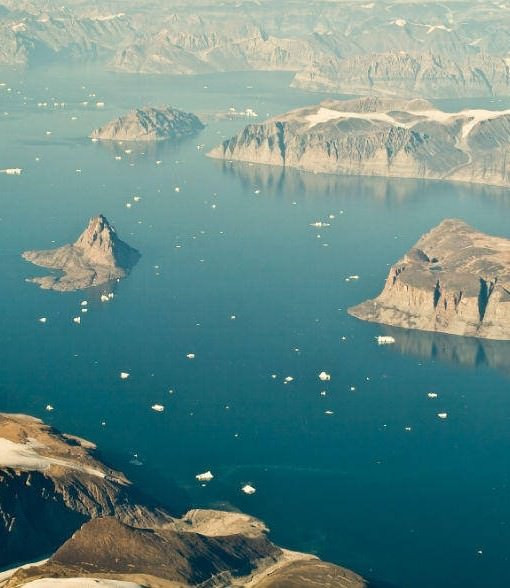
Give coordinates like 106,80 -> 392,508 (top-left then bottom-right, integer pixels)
381,325 -> 510,375
216,157 -> 510,208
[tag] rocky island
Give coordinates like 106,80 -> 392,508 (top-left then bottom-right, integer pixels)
0,413 -> 366,588
208,97 -> 510,189
90,107 -> 204,142
22,215 -> 140,292
349,219 -> 510,340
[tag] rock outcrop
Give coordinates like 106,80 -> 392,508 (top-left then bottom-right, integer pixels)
349,219 -> 510,340
22,215 -> 140,292
208,97 -> 510,189
0,413 -> 171,569
90,107 -> 204,142
0,414 -> 367,588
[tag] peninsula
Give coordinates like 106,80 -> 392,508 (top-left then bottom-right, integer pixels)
208,97 -> 510,189
22,215 -> 140,292
349,219 -> 510,340
0,413 -> 366,588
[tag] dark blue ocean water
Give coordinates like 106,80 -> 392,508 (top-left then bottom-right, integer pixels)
1,67 -> 510,588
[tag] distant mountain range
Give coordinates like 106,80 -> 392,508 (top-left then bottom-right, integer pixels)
3,1 -> 510,98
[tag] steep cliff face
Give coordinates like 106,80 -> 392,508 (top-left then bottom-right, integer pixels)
208,97 -> 510,189
0,414 -> 170,568
22,214 -> 140,291
292,52 -> 510,99
90,107 -> 204,142
349,219 -> 510,340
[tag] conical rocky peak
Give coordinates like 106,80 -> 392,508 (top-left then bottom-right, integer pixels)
22,215 -> 140,292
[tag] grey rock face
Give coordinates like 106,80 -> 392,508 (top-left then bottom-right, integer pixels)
349,219 -> 510,340
292,52 -> 510,99
90,106 -> 204,142
22,214 -> 140,291
208,97 -> 510,189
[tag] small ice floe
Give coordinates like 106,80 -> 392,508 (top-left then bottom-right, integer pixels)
96,101 -> 105,108
45,404 -> 54,412
320,390 -> 327,396
437,412 -> 448,419
318,371 -> 331,382
186,353 -> 196,359
324,410 -> 334,416
376,336 -> 396,345
310,221 -> 330,228
1,167 -> 22,175
350,386 -> 356,391
230,314 -> 237,320
242,484 -> 256,495
72,316 -> 81,324
254,189 -> 261,194
38,317 -> 47,324
126,202 -> 132,208
100,292 -> 114,302
348,275 -> 360,280
115,155 -> 122,160
196,470 -> 214,482
175,186 -> 181,193
80,300 -> 88,307
120,371 -> 130,380
81,308 -> 88,313
404,426 -> 412,432
284,376 -> 294,384
151,404 -> 165,412
133,195 -> 141,202
427,392 -> 438,399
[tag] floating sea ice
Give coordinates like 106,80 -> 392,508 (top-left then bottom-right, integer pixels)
242,484 -> 256,495
120,371 -> 130,380
437,412 -> 448,419
151,404 -> 165,412
196,470 -> 214,482
72,316 -> 81,324
427,392 -> 438,398
38,317 -> 47,323
45,404 -> 54,412
376,336 -> 396,345
186,353 -> 196,359
318,371 -> 331,381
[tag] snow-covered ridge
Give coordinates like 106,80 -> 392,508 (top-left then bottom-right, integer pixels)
0,437 -> 106,478
305,106 -> 510,139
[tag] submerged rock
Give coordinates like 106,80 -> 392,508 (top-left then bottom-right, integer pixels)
349,219 -> 510,340
90,106 -> 204,142
22,215 -> 140,292
208,96 -> 510,189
